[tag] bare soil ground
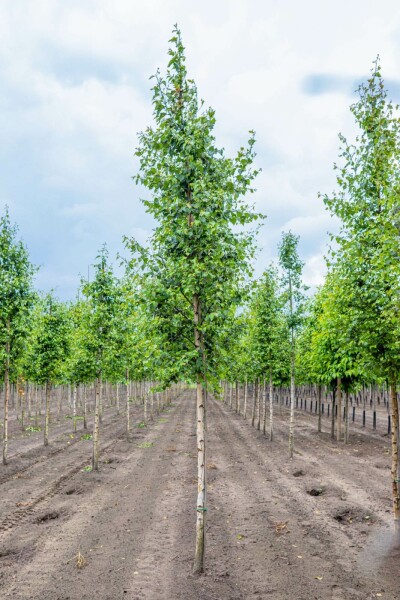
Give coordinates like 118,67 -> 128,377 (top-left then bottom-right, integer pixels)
1,392 -> 399,600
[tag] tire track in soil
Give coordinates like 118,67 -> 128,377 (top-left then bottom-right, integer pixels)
0,424 -> 126,536
238,401 -> 394,528
209,397 -> 393,600
2,391 -> 398,599
0,404 -> 146,536
117,393 -> 198,600
123,390 -> 244,600
0,395 -> 187,599
0,404 -> 124,486
233,402 -> 400,595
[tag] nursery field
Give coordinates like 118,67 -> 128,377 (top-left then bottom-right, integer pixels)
1,390 -> 399,600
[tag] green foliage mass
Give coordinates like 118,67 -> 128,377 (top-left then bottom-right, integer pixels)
319,58 -> 400,385
0,207 -> 37,382
129,27 -> 262,388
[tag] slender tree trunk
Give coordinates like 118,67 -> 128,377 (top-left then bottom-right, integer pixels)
390,377 -> 399,520
126,369 -> 130,438
288,266 -> 296,458
331,388 -> 336,440
99,375 -> 103,424
27,383 -> 32,418
44,380 -> 51,446
251,381 -> 257,427
193,293 -> 207,575
337,377 -> 342,442
150,387 -> 154,421
34,384 -> 39,428
344,390 -> 349,444
262,378 -> 267,435
144,388 -> 148,424
57,385 -> 62,421
269,369 -> 274,442
67,383 -> 72,413
317,384 -> 322,433
72,384 -> 77,433
116,383 -> 120,415
20,384 -> 25,431
257,380 -> 261,430
243,379 -> 247,419
288,327 -> 295,458
194,377 -> 206,574
83,385 -> 87,430
3,332 -> 10,464
92,375 -> 100,470
235,381 -> 239,413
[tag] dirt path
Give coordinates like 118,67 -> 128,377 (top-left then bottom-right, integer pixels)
1,392 -> 399,599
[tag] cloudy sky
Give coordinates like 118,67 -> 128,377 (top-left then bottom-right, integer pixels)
1,1 -> 400,298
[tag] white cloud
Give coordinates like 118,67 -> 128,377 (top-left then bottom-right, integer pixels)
303,253 -> 328,288
0,0 -> 399,297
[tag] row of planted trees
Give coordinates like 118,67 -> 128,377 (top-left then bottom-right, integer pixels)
1,28 -> 398,574
131,36 -> 399,568
0,219 -> 176,468
218,59 -> 399,521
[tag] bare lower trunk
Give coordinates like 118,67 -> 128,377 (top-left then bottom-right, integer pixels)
144,390 -> 148,424
92,376 -> 100,470
269,369 -> 274,442
34,385 -> 39,427
331,389 -> 336,440
257,380 -> 261,430
288,336 -> 295,458
344,390 -> 349,444
44,381 -> 51,446
27,383 -> 32,418
263,378 -> 267,435
57,386 -> 62,421
288,279 -> 295,458
99,376 -> 103,424
72,385 -> 77,433
126,369 -> 130,438
251,381 -> 257,427
83,385 -> 87,430
20,385 -> 25,431
193,291 -> 207,575
390,378 -> 399,520
3,357 -> 10,465
193,378 -> 206,574
336,377 -> 342,442
317,384 -> 322,433
150,388 -> 154,421
116,383 -> 120,415
243,380 -> 247,419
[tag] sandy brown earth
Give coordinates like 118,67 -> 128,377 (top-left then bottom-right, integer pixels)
1,391 -> 399,600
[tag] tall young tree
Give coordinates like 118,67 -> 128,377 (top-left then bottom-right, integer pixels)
250,267 -> 288,440
132,27 -> 260,573
66,297 -> 96,430
0,208 -> 36,464
28,294 -> 70,446
279,232 -> 305,458
323,59 -> 400,517
81,246 -> 118,470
